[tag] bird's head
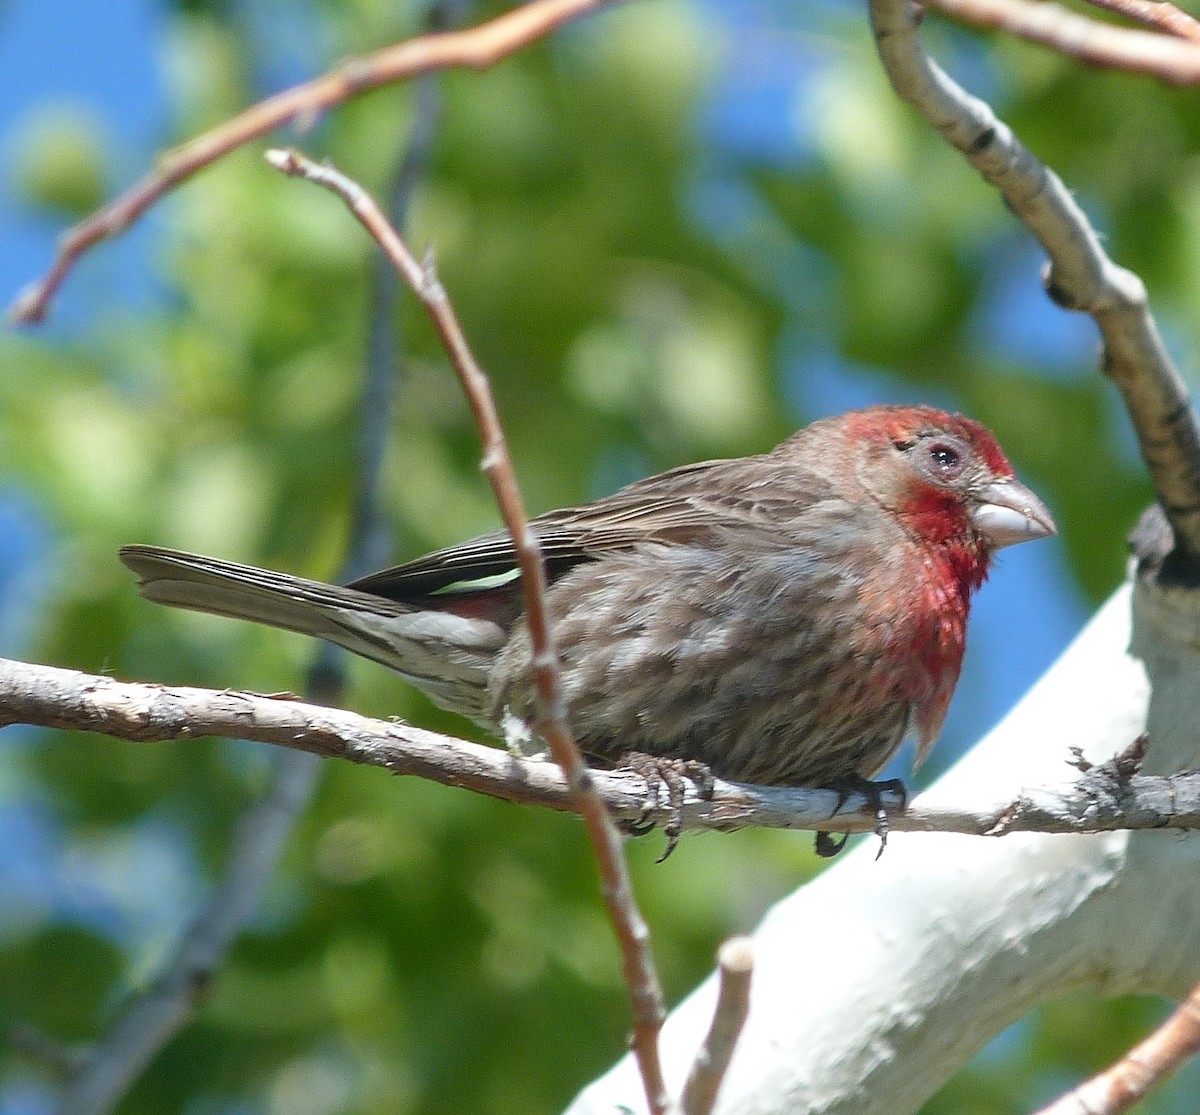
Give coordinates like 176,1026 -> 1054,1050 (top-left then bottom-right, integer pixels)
843,405 -> 1056,573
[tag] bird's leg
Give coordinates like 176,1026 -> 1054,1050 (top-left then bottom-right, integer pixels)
618,753 -> 715,861
814,775 -> 908,859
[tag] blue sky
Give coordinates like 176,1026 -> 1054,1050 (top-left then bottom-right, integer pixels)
0,0 -> 170,328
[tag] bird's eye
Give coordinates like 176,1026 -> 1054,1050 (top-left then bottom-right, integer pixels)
925,441 -> 964,476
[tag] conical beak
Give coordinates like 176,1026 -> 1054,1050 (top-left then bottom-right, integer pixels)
971,478 -> 1057,549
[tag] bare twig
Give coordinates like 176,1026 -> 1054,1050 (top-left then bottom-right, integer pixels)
926,0 -> 1200,82
5,657 -> 1200,841
261,149 -> 673,1115
1082,0 -> 1200,43
682,938 -> 754,1115
872,0 -> 1200,561
1035,977 -> 1200,1114
8,0 -> 617,325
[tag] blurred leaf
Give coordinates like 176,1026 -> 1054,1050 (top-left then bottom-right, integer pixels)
10,103 -> 112,216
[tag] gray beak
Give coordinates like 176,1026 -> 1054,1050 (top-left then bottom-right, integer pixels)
971,478 -> 1057,549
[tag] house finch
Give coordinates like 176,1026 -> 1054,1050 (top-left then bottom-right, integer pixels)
121,405 -> 1053,846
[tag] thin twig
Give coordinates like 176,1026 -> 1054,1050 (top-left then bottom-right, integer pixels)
682,938 -> 754,1115
1035,977 -> 1200,1114
874,0 -> 1200,561
5,656 -> 1200,840
261,149 -> 673,1115
1082,0 -> 1200,43
925,0 -> 1200,83
8,0 -> 617,325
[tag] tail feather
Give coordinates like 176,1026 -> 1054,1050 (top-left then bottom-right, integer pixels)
119,545 -> 504,722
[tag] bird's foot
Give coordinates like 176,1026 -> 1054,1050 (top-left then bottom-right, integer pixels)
619,753 -> 715,862
814,775 -> 908,860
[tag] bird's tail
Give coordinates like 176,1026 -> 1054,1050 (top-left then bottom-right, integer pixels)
119,545 -> 503,722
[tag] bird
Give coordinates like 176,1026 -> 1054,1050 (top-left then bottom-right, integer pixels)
120,405 -> 1054,852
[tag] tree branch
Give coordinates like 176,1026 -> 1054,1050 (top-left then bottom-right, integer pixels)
681,938 -> 753,1115
1034,974 -> 1200,1114
1081,0 -> 1200,43
927,0 -> 1200,83
874,0 -> 1200,560
5,655 -> 1200,841
8,0 -> 618,325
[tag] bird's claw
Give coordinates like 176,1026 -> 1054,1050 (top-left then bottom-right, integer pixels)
814,775 -> 908,859
814,830 -> 849,858
619,753 -> 715,861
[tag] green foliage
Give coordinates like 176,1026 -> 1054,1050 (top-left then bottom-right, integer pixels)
2,1 -> 1195,1113
9,103 -> 112,217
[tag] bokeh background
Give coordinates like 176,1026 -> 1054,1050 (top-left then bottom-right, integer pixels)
0,0 -> 1195,1111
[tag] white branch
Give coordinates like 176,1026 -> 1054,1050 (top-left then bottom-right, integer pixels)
564,577 -> 1200,1114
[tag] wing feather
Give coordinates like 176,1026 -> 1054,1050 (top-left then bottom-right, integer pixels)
350,452 -> 836,602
